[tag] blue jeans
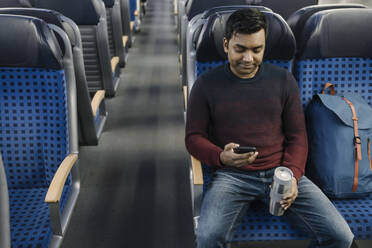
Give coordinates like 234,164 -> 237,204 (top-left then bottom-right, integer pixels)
196,167 -> 354,248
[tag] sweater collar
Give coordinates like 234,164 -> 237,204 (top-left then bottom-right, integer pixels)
224,62 -> 265,83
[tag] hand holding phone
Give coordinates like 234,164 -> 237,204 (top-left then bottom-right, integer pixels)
220,143 -> 258,167
233,146 -> 257,154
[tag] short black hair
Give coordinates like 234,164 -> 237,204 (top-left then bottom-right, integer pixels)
225,8 -> 268,41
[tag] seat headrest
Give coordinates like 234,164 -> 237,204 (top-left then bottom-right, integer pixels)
0,0 -> 31,8
32,0 -> 102,25
0,8 -> 64,29
186,0 -> 262,21
0,15 -> 63,69
200,5 -> 272,20
299,8 -> 372,59
287,4 -> 366,47
103,0 -> 115,8
196,10 -> 295,62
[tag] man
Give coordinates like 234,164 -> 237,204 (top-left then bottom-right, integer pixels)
185,8 -> 355,248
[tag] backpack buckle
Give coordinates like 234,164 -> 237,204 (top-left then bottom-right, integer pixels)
354,136 -> 361,145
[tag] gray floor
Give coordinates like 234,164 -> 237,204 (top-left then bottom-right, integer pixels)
62,0 -> 195,247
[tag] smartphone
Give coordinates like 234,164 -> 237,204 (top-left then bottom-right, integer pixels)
233,146 -> 257,154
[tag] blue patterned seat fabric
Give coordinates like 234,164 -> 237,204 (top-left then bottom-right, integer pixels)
0,67 -> 71,247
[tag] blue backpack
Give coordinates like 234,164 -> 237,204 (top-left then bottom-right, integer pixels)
306,83 -> 372,198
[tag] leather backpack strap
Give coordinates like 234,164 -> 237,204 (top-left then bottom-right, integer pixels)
342,97 -> 362,192
321,82 -> 336,95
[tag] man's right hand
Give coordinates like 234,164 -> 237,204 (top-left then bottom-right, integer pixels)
219,143 -> 258,167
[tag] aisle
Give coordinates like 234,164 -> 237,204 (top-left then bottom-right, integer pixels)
62,0 -> 195,247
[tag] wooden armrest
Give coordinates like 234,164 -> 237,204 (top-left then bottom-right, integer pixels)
174,10 -> 178,15
134,10 -> 139,16
183,86 -> 188,110
91,90 -> 105,118
122,35 -> 128,47
130,21 -> 134,31
45,154 -> 78,203
191,156 -> 203,185
111,56 -> 119,73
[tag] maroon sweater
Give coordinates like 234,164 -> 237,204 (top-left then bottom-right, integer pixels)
185,63 -> 308,181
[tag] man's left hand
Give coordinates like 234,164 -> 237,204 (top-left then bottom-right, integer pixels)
280,177 -> 298,211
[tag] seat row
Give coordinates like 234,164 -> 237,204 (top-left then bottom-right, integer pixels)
0,0 -> 145,145
0,1 -> 146,248
179,2 -> 372,244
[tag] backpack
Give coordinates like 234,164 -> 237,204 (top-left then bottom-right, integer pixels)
306,83 -> 372,198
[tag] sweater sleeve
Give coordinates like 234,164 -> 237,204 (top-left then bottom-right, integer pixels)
281,72 -> 308,182
185,78 -> 223,167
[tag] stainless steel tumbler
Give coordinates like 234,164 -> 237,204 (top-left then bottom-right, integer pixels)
269,167 -> 293,216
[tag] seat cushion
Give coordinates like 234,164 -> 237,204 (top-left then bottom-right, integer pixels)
9,185 -> 71,248
202,164 -> 372,241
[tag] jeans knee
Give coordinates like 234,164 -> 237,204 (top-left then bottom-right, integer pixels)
196,227 -> 226,248
325,225 -> 354,248
334,228 -> 354,248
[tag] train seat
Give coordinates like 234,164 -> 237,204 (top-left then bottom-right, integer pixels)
0,8 -> 108,145
188,9 -> 310,242
130,0 -> 141,32
120,0 -> 134,48
292,8 -> 372,239
0,14 -> 80,247
179,0 -> 261,87
287,3 -> 367,55
103,0 -> 127,67
294,8 -> 372,108
184,5 -> 272,92
191,9 -> 295,91
32,0 -> 120,97
260,0 -> 318,20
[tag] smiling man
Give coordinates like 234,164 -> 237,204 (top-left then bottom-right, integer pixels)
185,8 -> 356,248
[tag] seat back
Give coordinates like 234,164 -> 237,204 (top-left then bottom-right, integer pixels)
287,3 -> 367,53
260,0 -> 318,19
186,0 -> 261,20
0,15 -> 73,189
103,0 -> 126,67
0,0 -> 31,7
184,5 -> 272,88
0,8 -> 106,145
0,153 -> 10,248
191,9 -> 295,91
129,0 -> 140,31
294,8 -> 372,108
120,0 -> 133,48
32,0 -> 118,96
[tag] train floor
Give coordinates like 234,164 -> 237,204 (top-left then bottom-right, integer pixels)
61,0 -> 194,247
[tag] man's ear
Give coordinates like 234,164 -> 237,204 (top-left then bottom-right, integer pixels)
223,38 -> 229,53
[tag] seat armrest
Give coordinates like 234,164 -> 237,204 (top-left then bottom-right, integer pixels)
111,56 -> 119,73
191,156 -> 203,185
91,90 -> 106,118
134,10 -> 139,16
45,154 -> 78,203
122,35 -> 128,47
183,85 -> 188,110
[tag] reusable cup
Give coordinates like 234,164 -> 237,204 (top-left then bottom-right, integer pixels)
269,167 -> 293,216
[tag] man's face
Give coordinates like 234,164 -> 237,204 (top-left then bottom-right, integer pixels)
223,29 -> 265,79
